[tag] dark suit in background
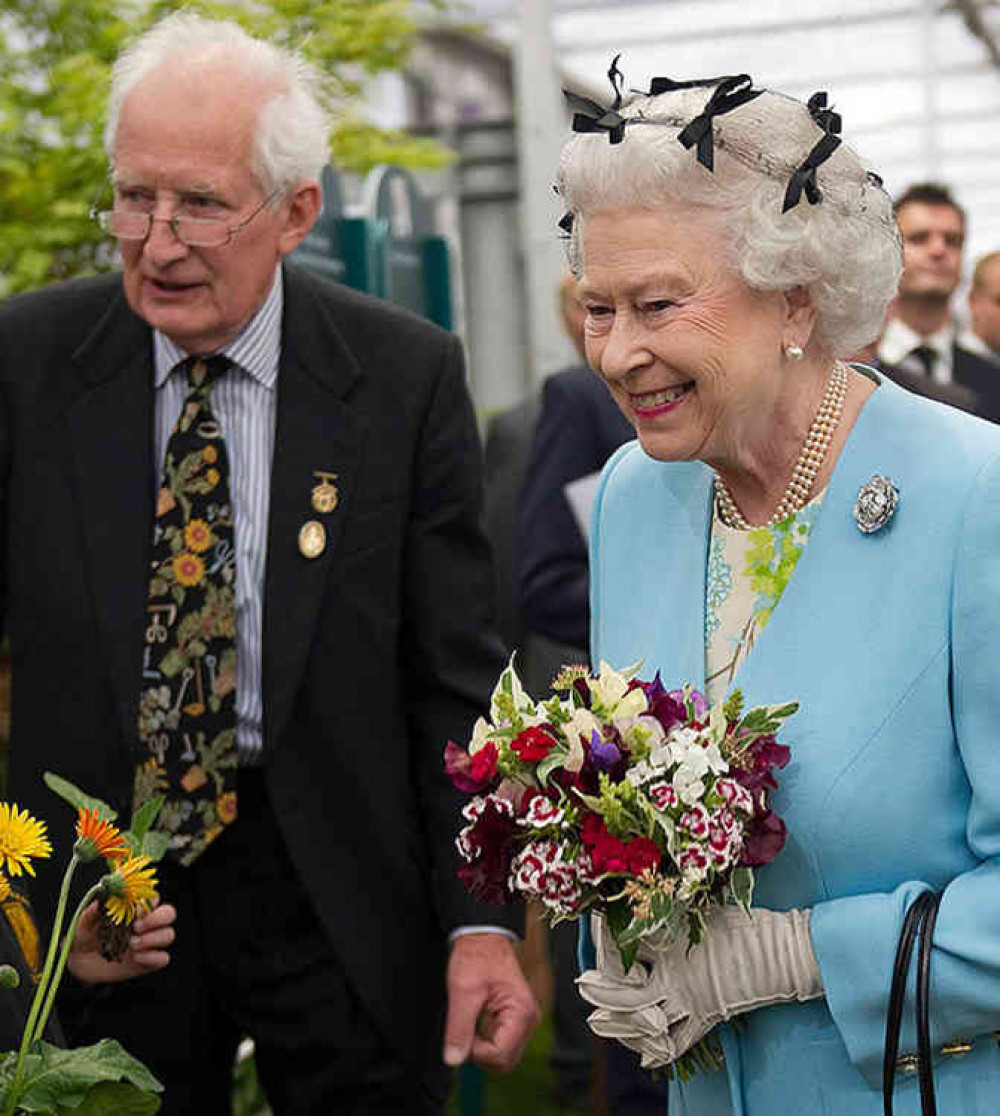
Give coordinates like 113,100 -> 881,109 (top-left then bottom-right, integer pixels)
515,365 -> 669,1115
0,265 -> 519,1113
517,365 -> 634,652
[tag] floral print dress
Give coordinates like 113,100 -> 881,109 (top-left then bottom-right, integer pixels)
705,490 -> 825,704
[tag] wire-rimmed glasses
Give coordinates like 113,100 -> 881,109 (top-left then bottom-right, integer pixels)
90,187 -> 281,249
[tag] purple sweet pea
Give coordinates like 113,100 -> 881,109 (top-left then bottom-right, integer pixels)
641,672 -> 688,732
589,729 -> 621,772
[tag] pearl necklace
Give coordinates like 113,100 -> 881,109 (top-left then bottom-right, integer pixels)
714,361 -> 849,530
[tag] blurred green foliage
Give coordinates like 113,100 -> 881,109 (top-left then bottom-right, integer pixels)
0,0 -> 453,296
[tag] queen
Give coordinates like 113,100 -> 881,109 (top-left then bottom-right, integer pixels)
561,69 -> 1000,1115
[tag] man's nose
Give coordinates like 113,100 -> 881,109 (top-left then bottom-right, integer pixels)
142,213 -> 190,265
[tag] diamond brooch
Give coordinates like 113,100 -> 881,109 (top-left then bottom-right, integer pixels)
853,475 -> 899,534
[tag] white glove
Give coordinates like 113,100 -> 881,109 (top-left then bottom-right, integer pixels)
577,905 -> 823,1068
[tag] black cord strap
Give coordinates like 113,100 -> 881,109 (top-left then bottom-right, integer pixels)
883,891 -> 940,1116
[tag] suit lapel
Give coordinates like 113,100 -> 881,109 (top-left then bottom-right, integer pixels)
262,268 -> 365,751
65,288 -> 155,751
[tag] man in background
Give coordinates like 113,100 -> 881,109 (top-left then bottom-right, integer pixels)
878,182 -> 998,420
963,250 -> 1000,365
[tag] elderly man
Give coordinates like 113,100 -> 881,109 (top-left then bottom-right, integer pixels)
878,182 -> 999,420
0,13 -> 535,1115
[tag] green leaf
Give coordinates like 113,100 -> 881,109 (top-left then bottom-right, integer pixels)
605,898 -> 639,973
16,1040 -> 162,1112
138,831 -> 171,863
535,747 -> 568,787
128,797 -> 164,844
730,867 -> 754,910
55,1080 -> 162,1115
43,774 -> 117,822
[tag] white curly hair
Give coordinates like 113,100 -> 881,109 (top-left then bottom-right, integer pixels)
104,11 -> 330,194
556,79 -> 903,357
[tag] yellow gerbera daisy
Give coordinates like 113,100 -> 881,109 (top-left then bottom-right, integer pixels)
184,519 -> 213,554
202,445 -> 218,464
75,808 -> 129,864
102,856 -> 159,926
172,551 -> 205,588
0,804 -> 52,878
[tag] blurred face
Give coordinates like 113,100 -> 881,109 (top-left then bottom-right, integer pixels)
113,64 -> 317,354
969,260 -> 1000,353
896,201 -> 964,303
579,206 -> 796,468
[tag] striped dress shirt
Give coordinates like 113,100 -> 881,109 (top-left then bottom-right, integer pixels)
153,266 -> 282,763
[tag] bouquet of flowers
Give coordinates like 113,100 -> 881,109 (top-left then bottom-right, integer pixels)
445,658 -> 797,1072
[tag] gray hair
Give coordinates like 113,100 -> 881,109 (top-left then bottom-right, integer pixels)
556,83 -> 903,357
105,12 -> 330,193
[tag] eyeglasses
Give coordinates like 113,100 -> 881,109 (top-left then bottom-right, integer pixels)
90,188 -> 281,249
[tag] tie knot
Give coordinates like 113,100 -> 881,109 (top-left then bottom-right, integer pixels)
910,345 -> 937,377
184,355 -> 230,397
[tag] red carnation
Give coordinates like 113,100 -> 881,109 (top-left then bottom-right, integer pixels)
591,831 -> 631,876
580,813 -> 607,847
626,837 -> 661,876
445,740 -> 498,793
511,726 -> 557,763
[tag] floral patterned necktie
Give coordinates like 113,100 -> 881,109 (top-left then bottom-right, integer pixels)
135,355 -> 238,865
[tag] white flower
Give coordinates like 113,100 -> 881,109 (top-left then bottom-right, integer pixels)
591,661 -> 648,718
673,765 -> 706,807
467,717 -> 493,756
617,714 -> 667,756
564,708 -> 601,773
519,796 -> 567,829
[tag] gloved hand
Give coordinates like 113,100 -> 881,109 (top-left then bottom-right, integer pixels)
577,905 -> 823,1068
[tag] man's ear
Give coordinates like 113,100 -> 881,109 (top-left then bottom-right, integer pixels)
783,285 -> 818,348
277,180 -> 322,256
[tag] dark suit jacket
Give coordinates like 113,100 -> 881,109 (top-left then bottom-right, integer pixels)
879,345 -> 998,422
516,365 -> 634,651
484,397 -> 584,701
952,343 -> 1000,423
0,264 -> 518,1068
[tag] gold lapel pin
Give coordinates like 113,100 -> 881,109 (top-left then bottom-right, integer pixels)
311,471 -> 339,515
298,520 -> 327,559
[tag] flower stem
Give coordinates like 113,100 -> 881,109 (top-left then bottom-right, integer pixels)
4,855 -> 79,1116
30,881 -> 104,1047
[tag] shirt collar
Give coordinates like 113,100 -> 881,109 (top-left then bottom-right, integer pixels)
153,264 -> 283,389
878,316 -> 955,368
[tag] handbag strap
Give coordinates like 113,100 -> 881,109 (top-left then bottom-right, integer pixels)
916,893 -> 941,1115
883,891 -> 938,1116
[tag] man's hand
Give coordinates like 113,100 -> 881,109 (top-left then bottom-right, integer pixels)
443,932 -> 539,1072
67,901 -> 177,986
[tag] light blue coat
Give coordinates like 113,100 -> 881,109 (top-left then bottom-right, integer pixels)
587,373 -> 1000,1114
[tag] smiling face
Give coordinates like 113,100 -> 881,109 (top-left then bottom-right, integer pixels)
579,205 -> 803,471
113,61 -> 318,354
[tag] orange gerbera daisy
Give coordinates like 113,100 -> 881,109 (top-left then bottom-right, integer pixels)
172,551 -> 204,588
0,805 -> 52,878
75,809 -> 129,864
184,519 -> 213,554
202,445 -> 218,464
102,856 -> 159,925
